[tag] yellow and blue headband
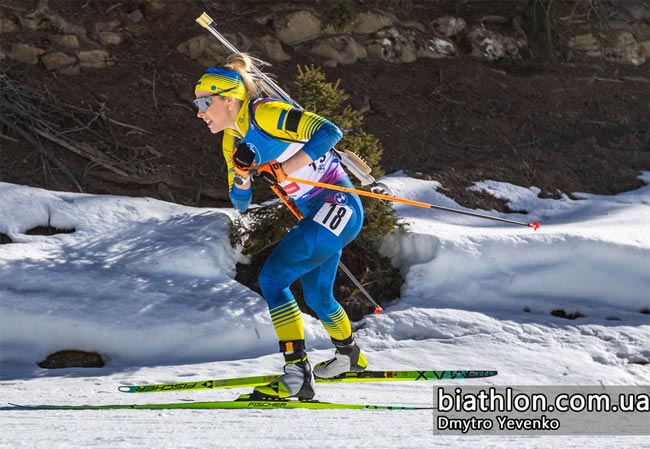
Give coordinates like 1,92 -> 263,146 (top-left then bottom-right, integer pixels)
195,67 -> 246,101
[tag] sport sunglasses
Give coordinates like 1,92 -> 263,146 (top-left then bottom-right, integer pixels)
193,87 -> 237,112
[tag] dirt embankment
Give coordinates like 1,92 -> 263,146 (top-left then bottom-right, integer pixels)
1,0 -> 648,212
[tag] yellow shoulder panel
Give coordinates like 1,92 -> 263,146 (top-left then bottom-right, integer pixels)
253,100 -> 328,143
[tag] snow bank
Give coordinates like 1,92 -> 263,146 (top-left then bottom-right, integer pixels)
1,175 -> 648,383
379,173 -> 650,316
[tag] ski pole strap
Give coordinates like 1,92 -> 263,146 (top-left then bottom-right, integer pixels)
286,176 -> 540,230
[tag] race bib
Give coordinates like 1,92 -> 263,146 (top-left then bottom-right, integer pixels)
312,203 -> 352,236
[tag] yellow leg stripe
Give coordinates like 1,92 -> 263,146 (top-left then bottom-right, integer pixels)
328,307 -> 346,322
273,314 -> 302,328
320,306 -> 352,341
270,301 -> 304,342
273,316 -> 304,342
271,306 -> 301,321
269,302 -> 300,317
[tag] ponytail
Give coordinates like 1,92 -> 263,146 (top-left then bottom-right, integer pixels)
225,53 -> 262,99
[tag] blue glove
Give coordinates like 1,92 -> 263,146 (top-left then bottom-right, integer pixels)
229,185 -> 252,212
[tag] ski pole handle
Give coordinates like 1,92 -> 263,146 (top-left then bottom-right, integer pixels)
195,12 -> 297,106
195,12 -> 213,28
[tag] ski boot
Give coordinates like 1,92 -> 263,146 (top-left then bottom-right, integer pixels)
251,340 -> 315,401
313,336 -> 368,379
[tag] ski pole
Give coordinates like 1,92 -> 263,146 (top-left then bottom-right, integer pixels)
286,176 -> 541,230
268,184 -> 384,314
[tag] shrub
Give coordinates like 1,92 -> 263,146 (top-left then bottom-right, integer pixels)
318,0 -> 359,32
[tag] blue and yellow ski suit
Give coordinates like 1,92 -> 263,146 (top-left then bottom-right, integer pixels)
223,97 -> 363,345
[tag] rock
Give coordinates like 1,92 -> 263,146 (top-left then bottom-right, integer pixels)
55,34 -> 80,49
126,9 -> 144,23
309,35 -> 367,65
366,28 -> 417,64
41,51 -> 76,71
0,17 -> 20,33
178,32 -> 250,66
421,37 -> 457,58
273,10 -> 322,45
59,64 -> 80,75
568,33 -> 601,57
400,20 -> 427,34
468,26 -> 525,60
255,13 -> 274,26
237,32 -> 253,53
93,19 -> 121,34
353,11 -> 395,34
6,43 -> 45,65
430,16 -> 466,38
365,26 -> 454,63
23,16 -> 51,31
77,50 -> 112,68
631,22 -> 650,41
605,31 -> 646,66
177,35 -> 209,60
568,31 -> 646,65
98,31 -> 123,46
480,15 -> 509,25
640,40 -> 650,58
259,35 -> 291,62
197,43 -> 231,67
38,350 -> 105,369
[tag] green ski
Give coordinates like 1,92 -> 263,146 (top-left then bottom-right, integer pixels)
9,395 -> 432,411
118,370 -> 497,393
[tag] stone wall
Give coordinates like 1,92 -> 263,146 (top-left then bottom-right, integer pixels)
176,3 -> 649,67
0,0 -> 144,74
1,1 -> 648,76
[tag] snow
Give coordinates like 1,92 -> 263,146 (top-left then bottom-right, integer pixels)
1,173 -> 649,449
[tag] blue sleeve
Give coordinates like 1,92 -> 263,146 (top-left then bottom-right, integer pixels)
300,120 -> 343,161
251,100 -> 343,162
229,185 -> 252,212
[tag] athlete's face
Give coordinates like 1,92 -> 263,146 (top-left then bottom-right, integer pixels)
195,90 -> 233,134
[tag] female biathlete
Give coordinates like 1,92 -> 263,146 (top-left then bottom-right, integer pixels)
194,53 -> 367,400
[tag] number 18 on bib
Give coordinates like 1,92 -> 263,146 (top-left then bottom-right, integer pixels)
313,203 -> 352,236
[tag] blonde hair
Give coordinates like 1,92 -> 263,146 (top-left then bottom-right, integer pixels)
225,53 -> 261,99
